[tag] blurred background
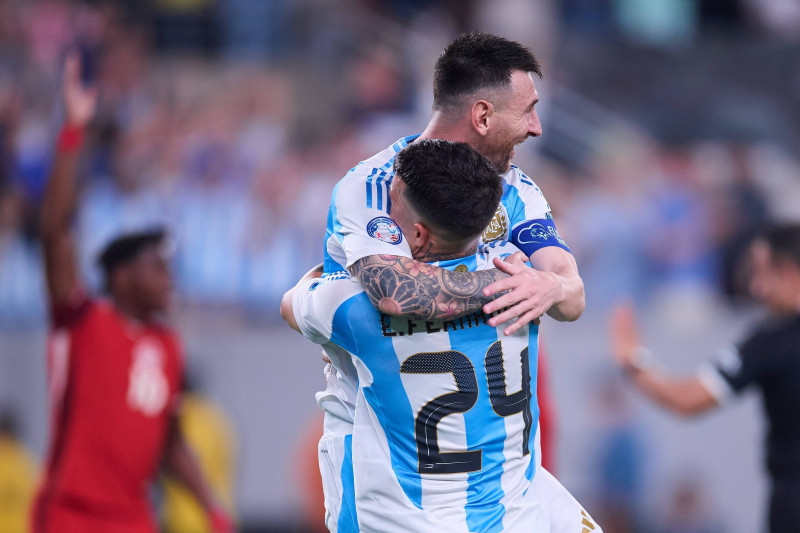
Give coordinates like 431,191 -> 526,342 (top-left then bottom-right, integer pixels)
1,0 -> 800,531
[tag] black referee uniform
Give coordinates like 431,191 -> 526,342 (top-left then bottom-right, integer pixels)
711,314 -> 800,533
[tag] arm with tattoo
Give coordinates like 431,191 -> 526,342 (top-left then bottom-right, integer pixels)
348,254 -> 508,321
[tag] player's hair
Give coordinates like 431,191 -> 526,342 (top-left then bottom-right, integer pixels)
433,31 -> 542,112
97,228 -> 167,291
394,139 -> 502,244
762,223 -> 800,269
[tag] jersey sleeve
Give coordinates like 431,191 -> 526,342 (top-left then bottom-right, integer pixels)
327,170 -> 412,269
702,329 -> 775,403
503,169 -> 571,257
292,276 -> 363,348
50,287 -> 93,329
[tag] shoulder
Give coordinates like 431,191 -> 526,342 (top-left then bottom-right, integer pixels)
500,166 -> 550,214
502,166 -> 546,197
477,241 -> 524,268
742,315 -> 800,353
333,138 -> 411,197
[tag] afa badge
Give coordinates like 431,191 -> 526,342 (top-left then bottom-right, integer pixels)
481,205 -> 509,243
367,216 -> 403,245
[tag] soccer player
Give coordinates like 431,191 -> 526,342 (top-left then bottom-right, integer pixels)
315,31 -> 584,531
283,140 -> 599,532
33,53 -> 232,533
325,31 -> 582,330
610,224 -> 800,533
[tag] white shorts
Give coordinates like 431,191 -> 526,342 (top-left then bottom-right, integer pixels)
318,432 -> 358,533
532,467 -> 602,533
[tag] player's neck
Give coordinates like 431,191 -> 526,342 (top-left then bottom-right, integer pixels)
113,297 -> 156,324
413,240 -> 478,263
419,113 -> 474,145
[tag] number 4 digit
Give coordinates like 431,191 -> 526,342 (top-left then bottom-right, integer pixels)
485,341 -> 533,457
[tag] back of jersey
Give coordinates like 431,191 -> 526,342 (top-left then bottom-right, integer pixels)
340,248 -> 540,532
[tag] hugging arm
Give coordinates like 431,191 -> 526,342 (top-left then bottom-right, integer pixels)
348,254 -> 508,321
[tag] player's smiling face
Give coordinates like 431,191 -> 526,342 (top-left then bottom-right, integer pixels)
479,71 -> 542,172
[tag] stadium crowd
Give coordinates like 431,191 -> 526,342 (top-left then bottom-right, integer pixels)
1,1 -> 800,531
1,0 -> 799,329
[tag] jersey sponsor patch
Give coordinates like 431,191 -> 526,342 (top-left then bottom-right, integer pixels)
366,216 -> 403,245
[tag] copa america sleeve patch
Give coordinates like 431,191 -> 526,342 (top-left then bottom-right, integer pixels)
366,216 -> 403,245
510,218 -> 571,256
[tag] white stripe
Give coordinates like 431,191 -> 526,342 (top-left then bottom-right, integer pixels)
697,364 -> 733,405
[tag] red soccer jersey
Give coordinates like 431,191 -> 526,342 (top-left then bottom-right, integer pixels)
34,292 -> 184,531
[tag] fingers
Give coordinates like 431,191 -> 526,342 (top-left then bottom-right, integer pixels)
610,298 -> 640,363
492,256 -> 524,276
64,51 -> 80,83
503,309 -> 542,336
488,300 -> 546,330
483,289 -> 527,316
503,252 -> 527,266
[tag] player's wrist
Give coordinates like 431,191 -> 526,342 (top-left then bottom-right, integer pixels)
57,124 -> 85,153
622,346 -> 656,377
209,505 -> 234,533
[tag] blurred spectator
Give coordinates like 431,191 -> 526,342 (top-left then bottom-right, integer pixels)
0,410 -> 38,533
660,478 -> 724,533
590,374 -> 646,533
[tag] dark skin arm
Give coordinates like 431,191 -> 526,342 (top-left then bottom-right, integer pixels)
162,414 -> 222,512
41,52 -> 97,306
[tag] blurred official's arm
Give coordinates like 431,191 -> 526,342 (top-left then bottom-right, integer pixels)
41,52 -> 96,307
610,302 -> 718,417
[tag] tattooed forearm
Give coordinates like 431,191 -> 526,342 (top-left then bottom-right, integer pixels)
348,255 -> 508,321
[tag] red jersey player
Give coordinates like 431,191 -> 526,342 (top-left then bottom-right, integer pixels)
32,53 -> 234,533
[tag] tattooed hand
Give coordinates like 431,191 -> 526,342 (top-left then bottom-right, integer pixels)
348,254 -> 508,321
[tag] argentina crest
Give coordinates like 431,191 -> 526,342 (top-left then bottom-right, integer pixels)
481,204 -> 509,243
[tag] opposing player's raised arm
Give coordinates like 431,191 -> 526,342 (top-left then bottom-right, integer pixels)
348,254 -> 509,321
41,52 -> 96,307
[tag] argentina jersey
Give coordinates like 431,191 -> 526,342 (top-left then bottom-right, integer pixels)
322,135 -> 571,275
294,243 -> 546,532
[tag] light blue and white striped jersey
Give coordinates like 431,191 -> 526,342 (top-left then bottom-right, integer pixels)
322,134 -> 570,275
295,243 -> 544,532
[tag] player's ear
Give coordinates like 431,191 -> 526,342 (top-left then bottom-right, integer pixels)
410,222 -> 429,254
471,100 -> 492,136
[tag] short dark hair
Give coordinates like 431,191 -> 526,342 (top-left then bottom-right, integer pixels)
98,228 -> 167,289
761,223 -> 800,269
433,31 -> 542,111
394,139 -> 502,243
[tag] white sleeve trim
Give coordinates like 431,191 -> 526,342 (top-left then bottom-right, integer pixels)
697,364 -> 734,405
292,278 -> 329,344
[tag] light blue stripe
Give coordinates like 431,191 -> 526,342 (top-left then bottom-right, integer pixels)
340,296 -> 424,508
337,434 -> 358,532
449,321 -> 506,533
375,172 -> 385,211
323,181 -> 347,274
525,326 -> 540,483
501,182 -> 526,230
